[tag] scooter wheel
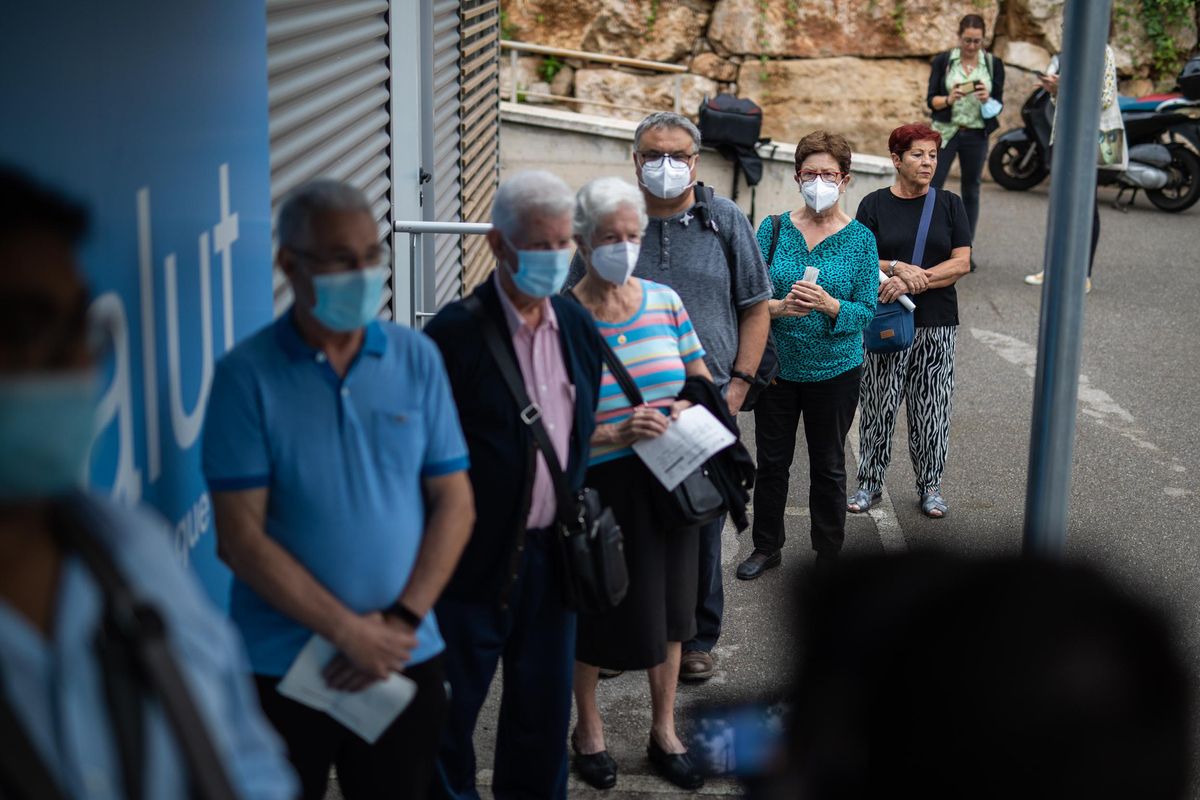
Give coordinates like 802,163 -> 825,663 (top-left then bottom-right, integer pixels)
988,137 -> 1049,191
1146,145 -> 1200,212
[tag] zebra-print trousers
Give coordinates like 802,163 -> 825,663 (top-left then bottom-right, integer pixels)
855,326 -> 957,496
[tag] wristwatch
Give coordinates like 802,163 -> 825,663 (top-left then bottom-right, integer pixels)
888,259 -> 899,277
383,600 -> 423,629
730,370 -> 756,386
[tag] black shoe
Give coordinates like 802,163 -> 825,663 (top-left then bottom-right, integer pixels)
572,736 -> 617,790
970,256 -> 978,272
736,549 -> 781,580
813,551 -> 839,580
647,737 -> 704,790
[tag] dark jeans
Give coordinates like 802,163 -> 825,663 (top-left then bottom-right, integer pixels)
255,655 -> 448,800
751,367 -> 861,556
433,531 -> 575,800
932,127 -> 989,240
684,514 -> 725,654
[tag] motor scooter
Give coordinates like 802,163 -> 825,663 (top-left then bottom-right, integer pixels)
988,65 -> 1200,212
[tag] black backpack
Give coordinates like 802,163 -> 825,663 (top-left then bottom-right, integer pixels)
698,94 -> 770,221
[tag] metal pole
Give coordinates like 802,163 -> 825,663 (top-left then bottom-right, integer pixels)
1023,0 -> 1112,557
408,232 -> 419,328
510,48 -> 519,102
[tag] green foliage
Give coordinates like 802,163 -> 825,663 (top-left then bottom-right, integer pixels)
499,9 -> 517,41
644,0 -> 660,39
890,2 -> 906,37
1137,0 -> 1196,79
538,55 -> 564,83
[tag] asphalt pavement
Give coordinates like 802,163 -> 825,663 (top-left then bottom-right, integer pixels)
328,180 -> 1200,798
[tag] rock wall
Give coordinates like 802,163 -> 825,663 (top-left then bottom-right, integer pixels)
500,0 -> 1199,154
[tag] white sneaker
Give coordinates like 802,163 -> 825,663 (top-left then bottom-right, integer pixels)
1024,270 -> 1045,285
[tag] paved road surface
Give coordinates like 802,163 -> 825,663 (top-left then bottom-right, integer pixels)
328,180 -> 1199,798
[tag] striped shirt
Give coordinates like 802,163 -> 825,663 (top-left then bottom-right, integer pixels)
590,279 -> 705,466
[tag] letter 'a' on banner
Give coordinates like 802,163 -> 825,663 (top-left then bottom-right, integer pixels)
0,2 -> 274,607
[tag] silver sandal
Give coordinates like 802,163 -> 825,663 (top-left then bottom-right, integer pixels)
920,491 -> 948,518
847,488 -> 882,514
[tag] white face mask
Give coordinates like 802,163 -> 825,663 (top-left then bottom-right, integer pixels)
590,241 -> 640,285
640,155 -> 694,199
801,176 -> 842,213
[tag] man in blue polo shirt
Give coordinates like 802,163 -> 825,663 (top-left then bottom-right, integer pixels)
203,179 -> 475,800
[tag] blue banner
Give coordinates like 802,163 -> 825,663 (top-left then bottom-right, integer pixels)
0,3 -> 273,605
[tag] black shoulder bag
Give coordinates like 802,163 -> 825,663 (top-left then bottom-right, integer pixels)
693,183 -> 779,412
465,296 -> 628,615
571,292 -> 726,528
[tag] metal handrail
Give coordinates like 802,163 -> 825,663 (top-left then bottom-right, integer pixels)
394,220 -> 493,326
500,40 -> 687,113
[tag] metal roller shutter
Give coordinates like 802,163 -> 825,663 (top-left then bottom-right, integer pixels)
421,0 -> 463,316
458,0 -> 500,293
267,0 -> 394,318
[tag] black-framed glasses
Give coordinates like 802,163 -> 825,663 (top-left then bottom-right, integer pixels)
798,170 -> 843,183
289,243 -> 391,272
636,151 -> 696,166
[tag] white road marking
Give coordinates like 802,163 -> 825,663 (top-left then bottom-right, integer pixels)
970,328 -> 1188,475
847,414 -> 908,554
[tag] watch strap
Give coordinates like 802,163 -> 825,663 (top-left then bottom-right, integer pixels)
384,601 -> 423,629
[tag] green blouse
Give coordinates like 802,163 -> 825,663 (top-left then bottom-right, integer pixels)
932,47 -> 992,145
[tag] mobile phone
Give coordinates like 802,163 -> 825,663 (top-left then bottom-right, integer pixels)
956,81 -> 976,94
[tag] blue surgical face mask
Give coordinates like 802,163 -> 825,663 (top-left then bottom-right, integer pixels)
505,239 -> 572,298
0,372 -> 97,501
310,265 -> 388,332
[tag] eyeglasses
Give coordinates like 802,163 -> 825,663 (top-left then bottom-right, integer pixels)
290,243 -> 391,272
798,170 -> 843,184
960,37 -> 983,45
637,151 -> 696,166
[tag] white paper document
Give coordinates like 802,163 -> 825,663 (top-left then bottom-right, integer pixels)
631,405 -> 736,491
277,635 -> 417,744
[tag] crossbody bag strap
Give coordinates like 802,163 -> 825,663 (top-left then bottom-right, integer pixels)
465,296 -> 579,527
51,498 -> 239,800
911,186 -> 937,267
0,682 -> 68,800
766,214 -> 782,266
565,292 -> 645,407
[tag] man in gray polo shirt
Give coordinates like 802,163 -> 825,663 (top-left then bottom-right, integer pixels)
568,111 -> 771,682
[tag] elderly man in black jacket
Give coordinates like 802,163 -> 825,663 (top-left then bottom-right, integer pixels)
425,170 -> 603,800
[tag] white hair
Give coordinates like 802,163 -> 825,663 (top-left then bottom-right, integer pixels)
573,177 -> 648,246
277,178 -> 372,250
491,170 -> 574,241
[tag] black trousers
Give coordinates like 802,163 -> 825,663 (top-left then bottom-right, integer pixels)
255,655 -> 448,800
751,367 -> 861,556
932,127 -> 989,240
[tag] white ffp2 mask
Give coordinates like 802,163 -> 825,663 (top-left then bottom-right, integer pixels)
590,241 -> 640,285
640,156 -> 694,199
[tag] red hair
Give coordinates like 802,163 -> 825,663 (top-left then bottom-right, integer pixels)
888,123 -> 942,156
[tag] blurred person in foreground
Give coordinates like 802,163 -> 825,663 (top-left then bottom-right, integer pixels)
760,552 -> 1192,799
568,176 -> 711,791
0,166 -> 296,798
203,178 -> 475,799
736,131 -> 878,582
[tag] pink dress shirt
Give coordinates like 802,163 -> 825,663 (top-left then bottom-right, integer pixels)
494,273 -> 575,530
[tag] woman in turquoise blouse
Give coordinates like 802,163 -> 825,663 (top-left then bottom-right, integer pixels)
736,130 -> 879,581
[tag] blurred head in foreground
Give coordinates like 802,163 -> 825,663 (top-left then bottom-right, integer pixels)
779,553 -> 1192,800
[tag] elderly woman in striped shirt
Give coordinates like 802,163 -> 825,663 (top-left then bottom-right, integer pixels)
567,176 -> 712,792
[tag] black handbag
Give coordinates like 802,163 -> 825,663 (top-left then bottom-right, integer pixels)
467,296 -> 628,614
584,300 -> 726,528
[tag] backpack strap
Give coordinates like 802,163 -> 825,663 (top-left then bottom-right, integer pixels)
691,183 -> 739,307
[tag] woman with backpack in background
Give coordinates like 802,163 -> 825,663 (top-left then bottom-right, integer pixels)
927,13 -> 1006,269
735,131 -> 878,582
